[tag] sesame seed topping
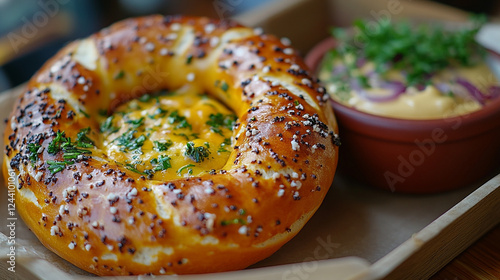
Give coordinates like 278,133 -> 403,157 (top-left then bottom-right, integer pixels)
160,48 -> 169,56
77,76 -> 86,84
85,244 -> 91,251
68,241 -> 76,250
110,207 -> 117,214
283,48 -> 294,55
186,73 -> 195,82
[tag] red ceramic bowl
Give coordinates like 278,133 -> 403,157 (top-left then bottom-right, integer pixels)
306,37 -> 500,193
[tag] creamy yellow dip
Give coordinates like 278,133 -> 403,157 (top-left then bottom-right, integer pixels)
320,60 -> 498,120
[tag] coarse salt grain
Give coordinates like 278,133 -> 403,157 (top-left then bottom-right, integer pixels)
277,189 -> 285,197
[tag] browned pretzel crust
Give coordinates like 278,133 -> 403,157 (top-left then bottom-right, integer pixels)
3,15 -> 339,275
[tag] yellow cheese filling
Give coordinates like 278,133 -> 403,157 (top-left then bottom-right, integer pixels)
99,86 -> 236,180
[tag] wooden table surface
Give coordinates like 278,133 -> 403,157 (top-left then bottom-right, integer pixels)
431,223 -> 500,279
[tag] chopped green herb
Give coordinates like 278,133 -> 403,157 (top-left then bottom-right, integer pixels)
330,15 -> 487,86
138,94 -> 152,102
114,70 -> 125,80
98,109 -> 108,116
62,146 -> 92,160
76,128 -> 94,148
174,133 -> 199,141
151,155 -> 172,171
47,160 -> 72,174
221,81 -> 229,92
125,163 -> 149,175
177,164 -> 195,175
27,143 -> 41,164
238,209 -> 246,215
79,109 -> 90,118
221,218 -> 246,226
154,140 -> 173,152
293,100 -> 300,106
186,54 -> 193,64
168,111 -> 192,130
185,142 -> 210,163
218,138 -> 232,153
114,129 -> 146,152
125,117 -> 145,128
206,113 -> 237,136
100,116 -> 119,134
48,131 -> 69,154
148,107 -> 168,119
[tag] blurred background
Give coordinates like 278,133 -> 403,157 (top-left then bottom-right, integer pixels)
0,0 -> 498,91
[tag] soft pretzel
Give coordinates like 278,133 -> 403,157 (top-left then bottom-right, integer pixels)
2,15 -> 339,276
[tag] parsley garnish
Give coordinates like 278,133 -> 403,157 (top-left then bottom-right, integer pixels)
48,131 -> 67,154
221,81 -> 229,92
221,218 -> 246,226
100,116 -> 119,134
154,140 -> 173,152
138,94 -> 152,102
125,117 -> 145,128
168,111 -> 192,130
79,109 -> 90,118
174,133 -> 199,141
125,163 -> 149,176
177,164 -> 195,175
76,127 -> 94,148
151,155 -> 172,171
27,143 -> 41,164
218,138 -> 232,153
47,160 -> 72,174
331,15 -> 487,86
186,55 -> 193,65
185,142 -> 210,163
148,107 -> 168,119
114,129 -> 146,152
114,70 -> 125,80
206,113 -> 237,136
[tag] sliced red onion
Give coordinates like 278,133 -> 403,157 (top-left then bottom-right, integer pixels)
456,77 -> 487,105
435,83 -> 451,94
356,57 -> 367,68
332,64 -> 347,76
488,86 -> 500,99
350,78 -> 406,102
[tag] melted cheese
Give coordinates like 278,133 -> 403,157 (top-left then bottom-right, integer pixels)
100,86 -> 235,180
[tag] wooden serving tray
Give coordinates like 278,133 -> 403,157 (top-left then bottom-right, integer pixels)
1,1 -> 500,279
